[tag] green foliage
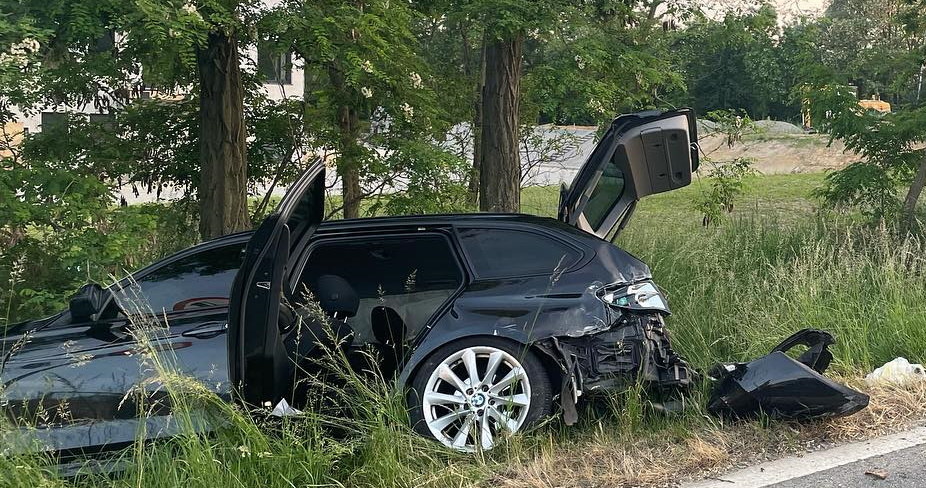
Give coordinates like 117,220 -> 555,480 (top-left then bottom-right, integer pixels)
806,83 -> 926,219
671,3 -> 792,120
693,110 -> 760,227
693,158 -> 759,227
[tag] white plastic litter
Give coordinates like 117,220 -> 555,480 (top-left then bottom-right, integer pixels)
270,398 -> 303,417
865,357 -> 926,385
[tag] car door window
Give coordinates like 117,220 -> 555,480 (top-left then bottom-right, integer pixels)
458,228 -> 581,279
126,243 -> 245,314
297,234 -> 462,343
583,158 -> 626,230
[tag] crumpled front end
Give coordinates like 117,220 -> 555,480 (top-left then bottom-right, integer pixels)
707,328 -> 869,419
536,280 -> 695,424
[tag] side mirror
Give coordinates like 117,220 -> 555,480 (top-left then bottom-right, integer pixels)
69,283 -> 107,322
315,275 -> 359,319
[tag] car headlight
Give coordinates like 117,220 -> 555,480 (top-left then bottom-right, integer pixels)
600,281 -> 670,314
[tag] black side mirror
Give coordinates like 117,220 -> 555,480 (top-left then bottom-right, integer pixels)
69,283 -> 107,322
315,275 -> 359,319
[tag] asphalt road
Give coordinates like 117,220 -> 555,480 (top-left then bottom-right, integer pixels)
767,444 -> 926,488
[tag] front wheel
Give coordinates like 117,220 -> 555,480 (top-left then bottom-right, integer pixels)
408,337 -> 552,452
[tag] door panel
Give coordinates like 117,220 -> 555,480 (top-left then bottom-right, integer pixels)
227,161 -> 326,408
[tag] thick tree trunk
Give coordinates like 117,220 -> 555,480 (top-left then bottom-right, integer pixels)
479,33 -> 523,213
901,153 -> 926,230
196,30 -> 250,239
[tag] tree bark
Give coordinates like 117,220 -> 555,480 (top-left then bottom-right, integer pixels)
479,33 -> 523,213
901,152 -> 926,230
329,66 -> 363,219
465,31 -> 486,208
196,30 -> 250,239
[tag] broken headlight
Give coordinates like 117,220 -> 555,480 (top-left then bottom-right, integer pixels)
600,281 -> 670,314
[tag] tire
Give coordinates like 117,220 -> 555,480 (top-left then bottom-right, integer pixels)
408,337 -> 552,452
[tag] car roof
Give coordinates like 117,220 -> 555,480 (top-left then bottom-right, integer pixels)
199,213 -> 598,247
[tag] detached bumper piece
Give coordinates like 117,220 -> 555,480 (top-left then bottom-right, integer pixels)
708,329 -> 869,419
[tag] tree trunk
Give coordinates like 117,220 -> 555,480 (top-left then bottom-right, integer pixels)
466,33 -> 486,208
329,66 -> 363,219
479,33 -> 523,213
901,153 -> 926,231
196,30 -> 250,239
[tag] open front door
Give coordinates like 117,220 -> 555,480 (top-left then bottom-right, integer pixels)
558,109 -> 699,239
227,161 -> 325,408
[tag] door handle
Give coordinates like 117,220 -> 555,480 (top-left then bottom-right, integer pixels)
181,321 -> 227,339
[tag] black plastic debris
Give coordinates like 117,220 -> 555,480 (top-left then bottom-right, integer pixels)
707,329 -> 870,419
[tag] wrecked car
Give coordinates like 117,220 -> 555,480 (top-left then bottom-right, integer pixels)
2,108 -> 699,455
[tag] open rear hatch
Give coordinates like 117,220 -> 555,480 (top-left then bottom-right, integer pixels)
558,109 -> 699,239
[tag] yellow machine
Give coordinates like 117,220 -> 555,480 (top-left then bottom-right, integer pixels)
858,95 -> 891,113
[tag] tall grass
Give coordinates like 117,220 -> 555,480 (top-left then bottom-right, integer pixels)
621,215 -> 926,372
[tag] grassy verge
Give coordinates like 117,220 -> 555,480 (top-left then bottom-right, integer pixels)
3,172 -> 926,487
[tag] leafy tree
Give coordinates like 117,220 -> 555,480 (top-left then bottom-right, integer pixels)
671,3 -> 790,120
808,84 -> 926,227
264,0 -> 452,219
1,0 -> 253,239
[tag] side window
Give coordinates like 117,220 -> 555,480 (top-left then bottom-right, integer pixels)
129,242 -> 245,314
458,228 -> 580,279
298,235 -> 462,343
583,156 -> 626,230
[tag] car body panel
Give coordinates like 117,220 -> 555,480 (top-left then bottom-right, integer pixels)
0,232 -> 250,455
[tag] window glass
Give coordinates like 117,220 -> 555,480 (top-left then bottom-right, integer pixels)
298,235 -> 462,343
582,155 -> 626,230
127,242 -> 245,314
257,42 -> 292,84
458,228 -> 580,278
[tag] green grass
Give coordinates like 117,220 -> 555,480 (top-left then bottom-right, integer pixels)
4,172 -> 926,487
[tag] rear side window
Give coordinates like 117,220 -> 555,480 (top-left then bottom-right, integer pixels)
457,228 -> 580,279
128,242 -> 245,313
583,156 -> 626,230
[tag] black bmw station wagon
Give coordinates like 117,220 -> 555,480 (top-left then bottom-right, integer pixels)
2,109 -> 699,454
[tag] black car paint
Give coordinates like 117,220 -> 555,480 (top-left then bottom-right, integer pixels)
0,232 -> 252,455
707,329 -> 870,419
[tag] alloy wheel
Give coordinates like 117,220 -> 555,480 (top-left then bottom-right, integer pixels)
421,345 -> 532,452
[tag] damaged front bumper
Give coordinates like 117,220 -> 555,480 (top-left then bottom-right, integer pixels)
539,310 -> 695,424
707,328 -> 869,419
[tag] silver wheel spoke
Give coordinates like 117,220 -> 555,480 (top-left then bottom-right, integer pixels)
438,364 -> 467,393
425,391 -> 466,406
488,406 -> 519,433
489,367 -> 524,395
452,415 -> 474,448
491,393 -> 529,407
483,351 -> 503,386
429,409 -> 469,433
462,348 -> 479,387
479,415 -> 494,450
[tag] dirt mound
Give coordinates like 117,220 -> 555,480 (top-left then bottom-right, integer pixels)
699,133 -> 858,174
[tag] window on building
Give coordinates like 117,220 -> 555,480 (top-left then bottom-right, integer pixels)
40,112 -> 68,133
257,42 -> 292,84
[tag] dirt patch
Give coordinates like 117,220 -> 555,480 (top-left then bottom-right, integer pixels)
490,380 -> 926,488
700,134 -> 858,175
